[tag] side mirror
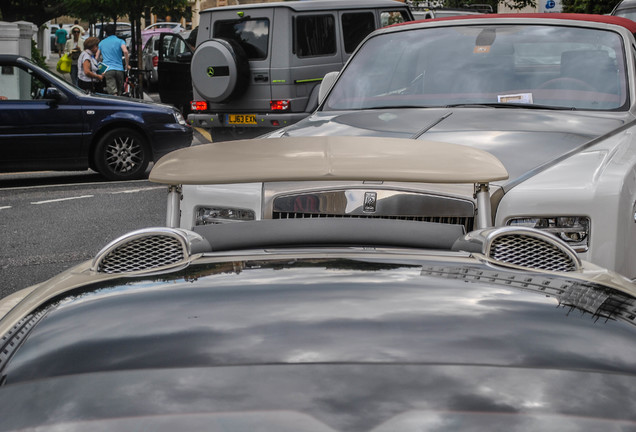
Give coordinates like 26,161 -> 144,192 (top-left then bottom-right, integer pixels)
45,87 -> 67,104
318,71 -> 339,106
176,51 -> 193,63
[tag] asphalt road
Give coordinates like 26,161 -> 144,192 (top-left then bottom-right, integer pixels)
0,114 -> 209,298
1,60 -> 270,298
0,174 -> 166,298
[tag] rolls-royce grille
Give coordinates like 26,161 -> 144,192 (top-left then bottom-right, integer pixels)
96,235 -> 185,274
488,234 -> 578,272
273,211 -> 474,232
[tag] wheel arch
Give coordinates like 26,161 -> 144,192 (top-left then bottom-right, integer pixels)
89,121 -> 153,171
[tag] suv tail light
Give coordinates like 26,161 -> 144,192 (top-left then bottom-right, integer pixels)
191,101 -> 208,111
270,100 -> 290,111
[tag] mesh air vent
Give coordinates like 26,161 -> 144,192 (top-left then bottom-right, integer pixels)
488,233 -> 578,272
96,235 -> 185,274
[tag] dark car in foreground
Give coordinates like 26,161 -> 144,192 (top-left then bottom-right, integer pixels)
0,54 -> 192,180
1,136 -> 636,430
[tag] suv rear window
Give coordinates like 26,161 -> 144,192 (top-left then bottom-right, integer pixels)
295,14 -> 337,57
342,12 -> 375,53
213,18 -> 269,60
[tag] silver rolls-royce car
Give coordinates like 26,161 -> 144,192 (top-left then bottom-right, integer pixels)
2,138 -> 636,430
174,14 -> 636,280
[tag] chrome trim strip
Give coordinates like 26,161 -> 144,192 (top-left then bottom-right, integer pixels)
272,189 -> 475,217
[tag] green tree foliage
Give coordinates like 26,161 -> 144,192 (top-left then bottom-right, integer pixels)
496,0 -> 537,9
31,39 -> 48,69
63,0 -> 111,30
561,0 -> 620,13
0,0 -> 66,26
413,0 -> 537,12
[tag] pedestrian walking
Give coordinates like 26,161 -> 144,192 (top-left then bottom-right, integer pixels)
98,24 -> 130,95
77,37 -> 105,93
54,26 -> 68,57
65,25 -> 85,86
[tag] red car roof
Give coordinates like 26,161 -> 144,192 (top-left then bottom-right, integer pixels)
407,13 -> 636,34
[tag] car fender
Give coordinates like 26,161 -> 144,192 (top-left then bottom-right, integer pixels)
496,128 -> 636,278
86,110 -> 153,166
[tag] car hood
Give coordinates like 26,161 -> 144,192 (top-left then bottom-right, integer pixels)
2,255 -> 636,430
81,92 -> 175,111
279,108 -> 633,185
2,364 -> 636,431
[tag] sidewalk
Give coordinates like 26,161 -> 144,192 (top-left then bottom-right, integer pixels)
45,55 -> 72,83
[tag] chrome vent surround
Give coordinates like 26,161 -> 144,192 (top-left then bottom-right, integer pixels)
273,212 -> 474,232
485,227 -> 581,272
92,228 -> 191,274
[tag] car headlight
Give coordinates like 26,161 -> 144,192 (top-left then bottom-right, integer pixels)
506,216 -> 590,252
173,111 -> 187,125
196,207 -> 256,225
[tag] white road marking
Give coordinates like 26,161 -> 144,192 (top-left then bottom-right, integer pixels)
0,178 -> 150,192
0,206 -> 12,210
109,186 -> 164,194
31,195 -> 94,205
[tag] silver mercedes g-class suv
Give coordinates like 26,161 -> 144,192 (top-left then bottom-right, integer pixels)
186,0 -> 412,140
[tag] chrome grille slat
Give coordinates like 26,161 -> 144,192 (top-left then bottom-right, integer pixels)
489,234 -> 577,272
97,235 -> 185,274
273,211 -> 474,232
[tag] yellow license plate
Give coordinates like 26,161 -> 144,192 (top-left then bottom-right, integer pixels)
228,114 -> 257,125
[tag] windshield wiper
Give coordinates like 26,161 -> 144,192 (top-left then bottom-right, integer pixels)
445,103 -> 576,110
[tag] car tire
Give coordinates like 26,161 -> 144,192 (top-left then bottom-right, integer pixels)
190,38 -> 250,103
94,128 -> 151,180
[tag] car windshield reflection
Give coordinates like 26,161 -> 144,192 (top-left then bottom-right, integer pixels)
17,56 -> 86,97
324,24 -> 628,111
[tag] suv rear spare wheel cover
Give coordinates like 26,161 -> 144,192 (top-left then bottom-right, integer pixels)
191,38 -> 250,103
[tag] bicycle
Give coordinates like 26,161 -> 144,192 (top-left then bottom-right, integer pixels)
122,68 -> 151,99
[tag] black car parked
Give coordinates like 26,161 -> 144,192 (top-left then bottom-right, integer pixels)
0,54 -> 192,180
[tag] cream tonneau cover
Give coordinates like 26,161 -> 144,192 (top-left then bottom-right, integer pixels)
149,136 -> 509,185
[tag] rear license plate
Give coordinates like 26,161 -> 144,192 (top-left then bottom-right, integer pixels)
228,114 -> 257,125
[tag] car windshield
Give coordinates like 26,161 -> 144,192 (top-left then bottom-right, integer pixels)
324,24 -> 628,111
15,57 -> 85,97
613,7 -> 636,20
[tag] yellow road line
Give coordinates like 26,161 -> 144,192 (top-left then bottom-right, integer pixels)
194,127 -> 212,143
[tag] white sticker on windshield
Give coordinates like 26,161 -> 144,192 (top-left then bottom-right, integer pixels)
498,93 -> 533,104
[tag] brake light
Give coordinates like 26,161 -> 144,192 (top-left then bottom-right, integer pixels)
270,100 -> 290,111
152,56 -> 158,68
191,101 -> 208,111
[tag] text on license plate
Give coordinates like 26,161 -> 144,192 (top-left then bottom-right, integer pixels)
228,114 -> 257,125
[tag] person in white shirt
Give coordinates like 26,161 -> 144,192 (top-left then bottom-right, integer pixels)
65,25 -> 85,86
77,37 -> 105,93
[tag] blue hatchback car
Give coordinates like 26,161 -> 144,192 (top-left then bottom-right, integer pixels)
0,54 -> 192,181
